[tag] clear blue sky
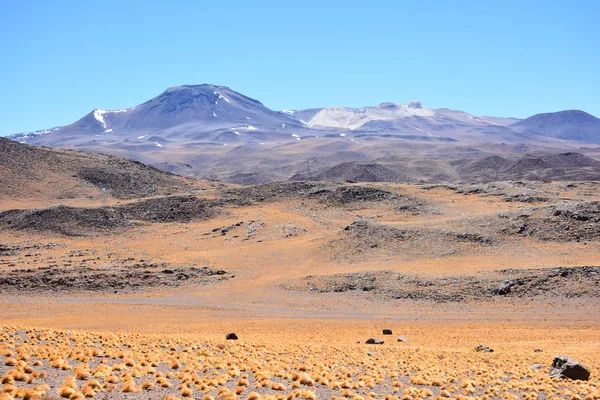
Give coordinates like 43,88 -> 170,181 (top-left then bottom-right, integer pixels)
1,0 -> 598,135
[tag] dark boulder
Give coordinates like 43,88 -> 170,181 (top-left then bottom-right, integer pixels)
365,338 -> 384,345
550,356 -> 590,380
382,329 -> 392,335
225,332 -> 238,340
475,345 -> 494,353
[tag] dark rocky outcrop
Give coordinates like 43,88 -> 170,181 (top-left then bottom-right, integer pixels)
550,356 -> 590,380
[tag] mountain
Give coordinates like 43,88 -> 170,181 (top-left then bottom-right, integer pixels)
7,84 -> 600,184
10,85 -> 310,149
10,86 -> 536,149
11,85 -> 312,151
291,101 -> 530,141
510,110 -> 600,142
0,136 -> 201,204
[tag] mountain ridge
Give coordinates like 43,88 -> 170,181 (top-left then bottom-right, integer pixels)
10,84 -> 599,147
5,84 -> 600,184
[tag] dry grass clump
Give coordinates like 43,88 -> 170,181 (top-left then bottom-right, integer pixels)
0,325 -> 600,399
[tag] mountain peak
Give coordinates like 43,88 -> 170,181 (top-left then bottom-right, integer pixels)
163,84 -> 230,93
511,109 -> 600,142
408,100 -> 422,109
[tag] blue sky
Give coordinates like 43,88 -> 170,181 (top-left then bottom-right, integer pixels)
0,0 -> 598,135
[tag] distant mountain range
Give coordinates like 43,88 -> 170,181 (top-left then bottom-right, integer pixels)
6,84 -> 600,183
10,84 -> 600,146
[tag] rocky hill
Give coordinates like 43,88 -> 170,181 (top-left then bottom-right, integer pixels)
0,137 -> 200,203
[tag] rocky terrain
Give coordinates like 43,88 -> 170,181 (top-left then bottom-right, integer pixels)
1,143 -> 600,399
0,196 -> 220,236
0,263 -> 231,294
499,200 -> 600,241
285,266 -> 600,303
0,137 -> 207,205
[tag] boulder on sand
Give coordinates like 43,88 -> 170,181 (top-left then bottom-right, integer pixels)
365,338 -> 384,344
226,332 -> 238,340
550,356 -> 590,380
475,345 -> 494,353
382,329 -> 392,335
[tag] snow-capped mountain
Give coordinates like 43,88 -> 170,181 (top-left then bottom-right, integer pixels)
10,85 -> 600,149
302,101 -> 435,129
285,101 -> 532,143
10,85 -> 309,148
7,84 -> 600,183
10,85 -> 532,149
291,101 -> 511,130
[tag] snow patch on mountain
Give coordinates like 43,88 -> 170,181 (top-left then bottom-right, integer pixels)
93,109 -> 129,129
9,127 -> 60,143
231,125 -> 258,131
307,102 -> 435,129
214,91 -> 231,103
93,110 -> 108,128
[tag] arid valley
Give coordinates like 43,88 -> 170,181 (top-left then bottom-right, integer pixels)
1,137 -> 600,399
2,2 -> 600,397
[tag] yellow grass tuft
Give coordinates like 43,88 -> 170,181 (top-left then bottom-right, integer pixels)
3,359 -> 17,367
121,380 -> 140,393
58,385 -> 78,399
180,385 -> 193,397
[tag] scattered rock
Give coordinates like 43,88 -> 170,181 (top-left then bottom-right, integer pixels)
493,279 -> 524,296
549,356 -> 590,380
382,329 -> 392,335
449,232 -> 496,245
397,337 -> 409,343
534,349 -> 544,353
475,345 -> 494,353
365,338 -> 384,345
530,364 -> 544,370
226,333 -> 238,340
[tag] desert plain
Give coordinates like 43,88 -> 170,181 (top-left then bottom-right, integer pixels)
1,158 -> 600,399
